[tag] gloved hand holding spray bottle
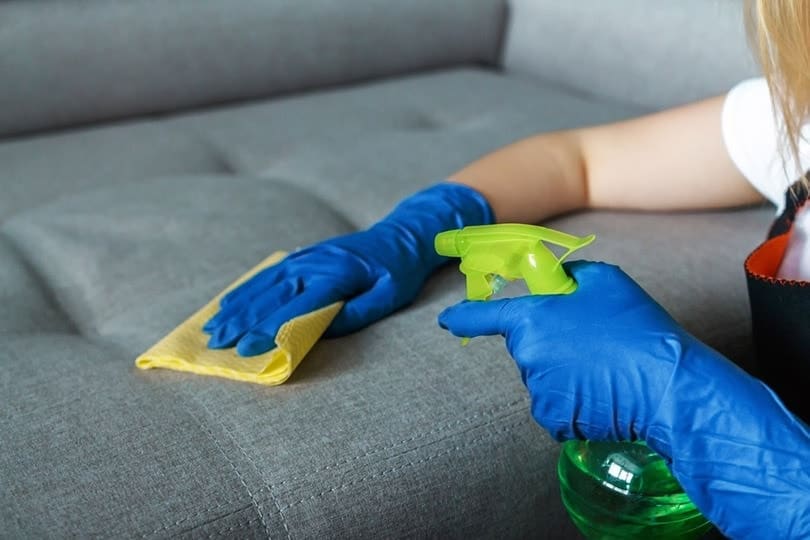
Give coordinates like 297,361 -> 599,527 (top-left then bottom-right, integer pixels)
434,224 -> 712,539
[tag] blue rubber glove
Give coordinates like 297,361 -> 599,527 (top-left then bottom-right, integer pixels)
204,182 -> 493,356
438,260 -> 810,539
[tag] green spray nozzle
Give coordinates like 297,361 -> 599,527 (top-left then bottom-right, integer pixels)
435,223 -> 596,301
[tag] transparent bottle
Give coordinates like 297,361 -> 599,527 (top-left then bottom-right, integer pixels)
557,440 -> 712,540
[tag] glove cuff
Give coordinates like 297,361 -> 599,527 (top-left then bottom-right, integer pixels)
387,181 -> 495,226
645,336 -> 810,538
383,182 -> 495,270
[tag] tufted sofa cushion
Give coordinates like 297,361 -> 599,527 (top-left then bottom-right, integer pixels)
0,67 -> 772,537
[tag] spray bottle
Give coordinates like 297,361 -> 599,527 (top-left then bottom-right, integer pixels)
435,223 -> 711,540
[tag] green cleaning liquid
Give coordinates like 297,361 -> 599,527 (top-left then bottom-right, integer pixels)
557,440 -> 712,540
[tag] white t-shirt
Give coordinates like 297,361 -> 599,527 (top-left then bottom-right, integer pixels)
721,77 -> 810,280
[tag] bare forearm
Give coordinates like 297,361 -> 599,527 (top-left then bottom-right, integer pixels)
450,95 -> 764,224
450,130 -> 588,224
582,96 -> 763,211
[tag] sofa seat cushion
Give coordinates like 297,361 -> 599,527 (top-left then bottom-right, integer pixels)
0,68 -> 772,537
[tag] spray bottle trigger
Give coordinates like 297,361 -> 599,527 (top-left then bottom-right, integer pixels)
555,233 -> 596,264
533,227 -> 596,252
525,233 -> 595,295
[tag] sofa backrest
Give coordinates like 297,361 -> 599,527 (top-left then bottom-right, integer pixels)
502,0 -> 760,111
0,0 -> 505,139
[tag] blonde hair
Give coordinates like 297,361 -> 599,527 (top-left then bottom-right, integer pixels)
747,1 -> 810,189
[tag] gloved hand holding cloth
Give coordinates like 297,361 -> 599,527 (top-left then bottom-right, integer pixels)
204,182 -> 494,356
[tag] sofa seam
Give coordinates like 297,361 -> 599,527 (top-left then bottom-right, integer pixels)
0,229 -> 82,336
139,399 -> 528,536
149,399 -> 274,539
259,397 -> 528,492
166,502 -> 254,538
144,502 -> 253,538
185,400 -> 274,539
201,514 -> 266,540
191,395 -> 292,540
361,406 -> 525,467
278,414 -> 529,512
250,174 -> 364,232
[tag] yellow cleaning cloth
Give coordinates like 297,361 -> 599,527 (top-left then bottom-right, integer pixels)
136,252 -> 343,385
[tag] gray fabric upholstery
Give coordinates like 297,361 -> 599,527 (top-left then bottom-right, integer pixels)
502,0 -> 760,110
0,0 -> 505,138
0,67 -> 771,537
1,1 -> 774,536
0,69 -> 641,227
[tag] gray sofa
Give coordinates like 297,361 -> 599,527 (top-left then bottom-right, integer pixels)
1,1 -> 767,537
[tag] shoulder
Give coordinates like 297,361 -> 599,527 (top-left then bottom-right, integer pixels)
721,77 -> 807,213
